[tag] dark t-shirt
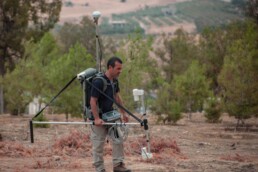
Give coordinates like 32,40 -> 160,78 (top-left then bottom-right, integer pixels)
91,74 -> 119,114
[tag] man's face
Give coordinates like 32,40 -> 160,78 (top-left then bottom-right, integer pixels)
110,61 -> 122,79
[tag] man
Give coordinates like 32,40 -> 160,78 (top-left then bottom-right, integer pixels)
90,56 -> 131,172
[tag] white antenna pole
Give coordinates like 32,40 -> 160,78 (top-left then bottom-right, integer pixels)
92,11 -> 101,72
133,89 -> 152,159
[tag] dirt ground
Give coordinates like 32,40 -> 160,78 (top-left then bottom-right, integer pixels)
0,113 -> 258,172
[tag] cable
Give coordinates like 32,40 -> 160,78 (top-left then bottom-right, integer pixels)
108,124 -> 129,144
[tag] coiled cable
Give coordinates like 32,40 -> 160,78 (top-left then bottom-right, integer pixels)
108,124 -> 129,144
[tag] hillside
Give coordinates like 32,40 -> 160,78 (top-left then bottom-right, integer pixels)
59,0 -> 245,35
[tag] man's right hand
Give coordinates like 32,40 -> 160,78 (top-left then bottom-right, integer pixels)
94,118 -> 105,126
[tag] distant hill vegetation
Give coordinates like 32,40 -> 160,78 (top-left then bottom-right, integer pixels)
99,0 -> 245,35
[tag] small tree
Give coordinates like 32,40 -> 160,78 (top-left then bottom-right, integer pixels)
33,115 -> 50,128
3,68 -> 28,115
46,43 -> 95,120
153,30 -> 199,123
154,30 -> 198,83
116,33 -> 153,110
198,27 -> 227,94
3,33 -> 60,115
218,36 -> 258,126
154,82 -> 183,124
203,96 -> 222,123
174,60 -> 211,120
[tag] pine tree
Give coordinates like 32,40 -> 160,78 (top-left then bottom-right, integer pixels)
0,0 -> 62,114
174,61 -> 211,120
152,29 -> 200,123
116,33 -> 153,110
218,21 -> 258,125
46,43 -> 95,119
3,33 -> 60,115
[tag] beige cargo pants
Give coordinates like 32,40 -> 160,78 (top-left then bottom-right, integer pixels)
90,125 -> 124,172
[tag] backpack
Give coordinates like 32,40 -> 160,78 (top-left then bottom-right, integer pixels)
84,72 -> 108,120
79,68 -> 119,121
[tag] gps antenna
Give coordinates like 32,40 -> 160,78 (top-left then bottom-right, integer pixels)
92,11 -> 101,72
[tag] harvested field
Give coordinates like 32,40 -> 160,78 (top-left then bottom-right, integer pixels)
59,0 -> 195,34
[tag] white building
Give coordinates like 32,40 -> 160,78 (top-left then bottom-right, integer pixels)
28,97 -> 45,115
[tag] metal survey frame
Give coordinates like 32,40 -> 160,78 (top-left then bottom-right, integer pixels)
29,74 -> 150,147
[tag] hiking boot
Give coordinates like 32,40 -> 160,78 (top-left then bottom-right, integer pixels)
113,162 -> 131,172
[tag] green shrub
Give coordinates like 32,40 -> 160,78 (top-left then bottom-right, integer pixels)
157,101 -> 182,124
33,115 -> 50,128
204,97 -> 222,123
168,101 -> 183,124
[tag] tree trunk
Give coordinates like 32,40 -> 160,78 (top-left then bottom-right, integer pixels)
187,100 -> 192,120
0,85 -> 3,114
0,46 -> 7,114
66,113 -> 69,122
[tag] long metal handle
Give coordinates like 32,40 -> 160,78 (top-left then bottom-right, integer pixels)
32,121 -> 140,125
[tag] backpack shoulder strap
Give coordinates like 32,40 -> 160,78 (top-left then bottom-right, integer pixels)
93,75 -> 108,92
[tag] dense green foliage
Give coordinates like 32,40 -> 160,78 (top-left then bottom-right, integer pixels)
3,33 -> 95,117
154,82 -> 183,124
218,21 -> 258,123
0,0 -> 62,76
152,20 -> 258,124
33,115 -> 50,128
198,27 -> 227,93
0,0 -> 62,114
204,97 -> 222,123
3,33 -> 60,115
154,29 -> 198,82
152,30 -> 202,122
45,43 -> 95,117
116,34 -> 153,111
174,61 -> 211,120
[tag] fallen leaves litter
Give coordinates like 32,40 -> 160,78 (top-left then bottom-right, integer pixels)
0,129 -> 186,169
220,153 -> 253,162
0,141 -> 32,157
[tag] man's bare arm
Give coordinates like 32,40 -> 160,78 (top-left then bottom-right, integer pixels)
90,97 -> 104,125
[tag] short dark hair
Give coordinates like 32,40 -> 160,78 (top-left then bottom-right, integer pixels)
107,56 -> 123,68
